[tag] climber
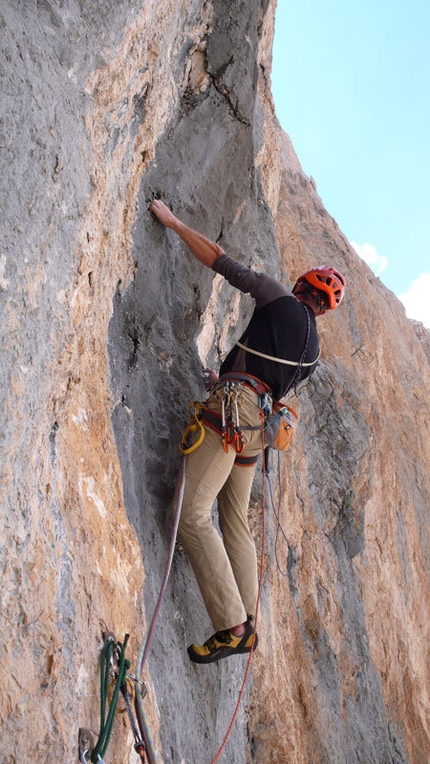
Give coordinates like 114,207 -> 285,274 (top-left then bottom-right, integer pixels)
149,198 -> 346,664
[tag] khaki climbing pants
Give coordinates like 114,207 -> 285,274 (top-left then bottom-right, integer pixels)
177,383 -> 263,632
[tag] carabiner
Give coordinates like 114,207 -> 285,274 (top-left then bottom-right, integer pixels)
82,754 -> 106,764
179,403 -> 206,454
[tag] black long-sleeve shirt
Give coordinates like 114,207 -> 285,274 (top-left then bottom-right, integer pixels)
212,254 -> 320,400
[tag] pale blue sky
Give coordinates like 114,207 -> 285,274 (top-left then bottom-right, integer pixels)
272,0 -> 430,327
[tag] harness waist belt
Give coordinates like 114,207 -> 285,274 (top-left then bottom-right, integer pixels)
218,372 -> 272,396
200,407 -> 259,467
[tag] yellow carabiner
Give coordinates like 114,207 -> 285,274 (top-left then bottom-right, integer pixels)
179,403 -> 206,454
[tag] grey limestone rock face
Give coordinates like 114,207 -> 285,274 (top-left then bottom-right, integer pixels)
1,1 -> 429,763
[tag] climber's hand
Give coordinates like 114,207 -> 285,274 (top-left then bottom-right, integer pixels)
203,368 -> 218,390
149,199 -> 223,268
149,199 -> 178,229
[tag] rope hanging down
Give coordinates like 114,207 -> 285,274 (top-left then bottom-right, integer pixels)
209,417 -> 267,764
133,434 -> 266,764
265,447 -> 293,577
83,428 -> 288,763
84,457 -> 186,764
134,454 -> 187,764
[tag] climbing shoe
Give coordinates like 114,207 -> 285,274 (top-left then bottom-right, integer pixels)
187,617 -> 258,664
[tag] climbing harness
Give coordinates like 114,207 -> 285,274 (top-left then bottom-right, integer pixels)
218,372 -> 299,454
180,377 -> 265,458
179,369 -> 299,460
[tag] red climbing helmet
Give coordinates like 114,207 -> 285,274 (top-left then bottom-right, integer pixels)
293,266 -> 346,310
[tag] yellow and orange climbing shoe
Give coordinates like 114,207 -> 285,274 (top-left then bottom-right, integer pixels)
187,617 -> 258,664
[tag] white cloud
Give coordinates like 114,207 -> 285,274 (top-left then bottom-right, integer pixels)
399,273 -> 430,330
351,241 -> 430,330
351,241 -> 388,276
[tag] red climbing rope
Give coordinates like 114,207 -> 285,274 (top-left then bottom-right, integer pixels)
209,420 -> 267,764
134,454 -> 187,764
133,420 -> 268,764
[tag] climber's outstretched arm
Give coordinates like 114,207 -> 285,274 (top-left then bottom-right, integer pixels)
149,199 -> 223,268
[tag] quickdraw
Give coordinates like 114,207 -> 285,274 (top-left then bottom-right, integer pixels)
120,680 -> 147,762
79,633 -> 150,764
220,381 -> 245,454
90,634 -> 130,763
